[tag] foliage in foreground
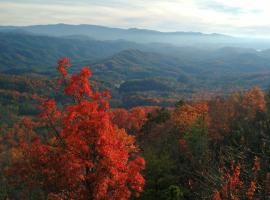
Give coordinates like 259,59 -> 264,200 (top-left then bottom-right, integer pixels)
0,58 -> 145,199
1,58 -> 270,200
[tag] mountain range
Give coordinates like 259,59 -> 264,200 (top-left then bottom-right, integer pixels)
1,24 -> 270,107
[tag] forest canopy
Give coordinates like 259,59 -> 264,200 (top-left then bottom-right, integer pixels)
1,58 -> 270,199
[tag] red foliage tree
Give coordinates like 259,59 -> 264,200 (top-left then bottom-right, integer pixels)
7,58 -> 145,199
110,108 -> 130,130
110,106 -> 158,134
213,157 -> 260,200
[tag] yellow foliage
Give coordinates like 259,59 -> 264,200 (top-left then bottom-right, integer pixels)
173,102 -> 209,131
10,147 -> 23,160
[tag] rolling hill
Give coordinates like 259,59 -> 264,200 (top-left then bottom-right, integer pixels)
1,31 -> 270,107
0,32 -> 147,72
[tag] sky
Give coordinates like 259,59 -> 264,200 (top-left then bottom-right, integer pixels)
0,0 -> 270,37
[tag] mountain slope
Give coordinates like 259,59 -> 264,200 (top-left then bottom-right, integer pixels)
2,32 -> 270,105
0,32 -> 146,72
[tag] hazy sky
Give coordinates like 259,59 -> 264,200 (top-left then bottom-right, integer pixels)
1,0 -> 270,37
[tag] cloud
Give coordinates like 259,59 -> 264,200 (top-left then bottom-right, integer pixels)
0,0 -> 270,37
199,1 -> 243,14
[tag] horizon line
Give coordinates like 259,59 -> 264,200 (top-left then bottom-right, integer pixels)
0,23 -> 232,37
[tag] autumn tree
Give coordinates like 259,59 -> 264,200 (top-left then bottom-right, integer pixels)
208,97 -> 235,139
241,86 -> 266,119
110,106 -> 158,135
172,101 -> 209,131
6,58 -> 145,199
213,158 -> 260,200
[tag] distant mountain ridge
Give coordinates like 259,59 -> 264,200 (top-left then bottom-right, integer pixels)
3,24 -> 270,49
0,23 -> 229,37
0,24 -> 236,47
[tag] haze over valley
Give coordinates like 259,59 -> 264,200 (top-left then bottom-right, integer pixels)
1,24 -> 270,107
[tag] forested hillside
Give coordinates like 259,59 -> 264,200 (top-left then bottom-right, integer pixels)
1,58 -> 270,199
0,32 -> 148,71
3,32 -> 270,110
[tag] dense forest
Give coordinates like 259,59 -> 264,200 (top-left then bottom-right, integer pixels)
0,58 -> 270,199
